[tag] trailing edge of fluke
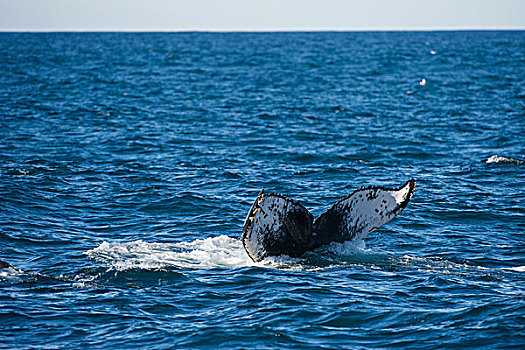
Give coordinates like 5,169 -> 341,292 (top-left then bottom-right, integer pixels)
242,179 -> 416,262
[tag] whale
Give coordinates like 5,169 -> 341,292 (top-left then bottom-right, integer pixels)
0,259 -> 21,273
2,180 -> 415,269
0,259 -> 14,269
242,179 -> 416,262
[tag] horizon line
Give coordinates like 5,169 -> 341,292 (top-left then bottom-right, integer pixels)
1,27 -> 524,33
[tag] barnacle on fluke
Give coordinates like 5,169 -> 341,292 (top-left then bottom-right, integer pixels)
242,179 -> 416,262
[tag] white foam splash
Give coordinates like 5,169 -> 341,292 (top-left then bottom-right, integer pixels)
85,235 -> 256,270
322,239 -> 367,255
485,155 -> 524,164
0,266 -> 23,279
501,266 -> 525,272
397,254 -> 475,275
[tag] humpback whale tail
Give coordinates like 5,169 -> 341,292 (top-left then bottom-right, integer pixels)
242,179 -> 416,262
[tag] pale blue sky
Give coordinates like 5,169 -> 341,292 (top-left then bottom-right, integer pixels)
0,0 -> 524,31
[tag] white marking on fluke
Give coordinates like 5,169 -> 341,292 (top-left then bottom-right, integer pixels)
242,179 -> 416,262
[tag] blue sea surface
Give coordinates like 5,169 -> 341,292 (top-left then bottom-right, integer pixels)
0,31 -> 524,349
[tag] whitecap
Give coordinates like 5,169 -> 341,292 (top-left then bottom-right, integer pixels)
485,154 -> 524,164
85,236 -> 251,270
501,266 -> 525,272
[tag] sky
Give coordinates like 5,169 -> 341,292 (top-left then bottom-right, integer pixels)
0,0 -> 524,31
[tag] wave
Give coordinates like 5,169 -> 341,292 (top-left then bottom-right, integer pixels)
84,235 -> 254,270
484,154 -> 524,164
4,236 -> 522,289
501,266 -> 525,272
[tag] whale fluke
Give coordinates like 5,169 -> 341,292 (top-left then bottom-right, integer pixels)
313,179 -> 416,245
242,179 -> 416,262
242,190 -> 314,261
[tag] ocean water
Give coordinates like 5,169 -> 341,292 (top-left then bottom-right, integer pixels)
0,31 -> 524,349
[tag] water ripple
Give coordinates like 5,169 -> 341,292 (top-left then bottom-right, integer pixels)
1,31 -> 524,349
